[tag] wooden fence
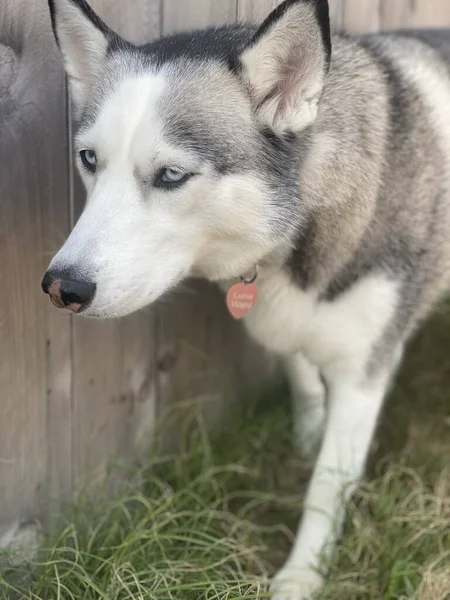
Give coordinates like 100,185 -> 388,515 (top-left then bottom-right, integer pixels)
1,0 -> 450,539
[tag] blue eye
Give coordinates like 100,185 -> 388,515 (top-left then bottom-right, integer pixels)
163,167 -> 187,183
155,167 -> 191,189
80,149 -> 97,173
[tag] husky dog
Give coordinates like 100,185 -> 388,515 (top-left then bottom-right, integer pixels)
43,0 -> 450,597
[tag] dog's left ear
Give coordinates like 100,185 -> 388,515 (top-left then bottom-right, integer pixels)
239,0 -> 331,134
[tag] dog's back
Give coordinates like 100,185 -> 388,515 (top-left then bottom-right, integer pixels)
292,29 -> 450,363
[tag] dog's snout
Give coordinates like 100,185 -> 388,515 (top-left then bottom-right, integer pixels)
41,270 -> 96,313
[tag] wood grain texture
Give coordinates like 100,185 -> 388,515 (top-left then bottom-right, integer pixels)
412,1 -> 450,27
238,0 -> 346,32
328,0 -> 346,32
381,0 -> 450,30
70,309 -> 157,487
163,0 -> 237,34
342,0 -> 381,33
68,0 -> 160,489
379,0 -> 414,30
0,0 -> 72,531
237,0 -> 281,22
154,281 -> 273,456
89,0 -> 161,44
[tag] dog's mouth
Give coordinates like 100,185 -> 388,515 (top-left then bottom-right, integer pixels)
48,294 -> 86,313
49,294 -> 66,310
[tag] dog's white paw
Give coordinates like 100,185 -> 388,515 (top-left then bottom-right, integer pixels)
270,565 -> 323,600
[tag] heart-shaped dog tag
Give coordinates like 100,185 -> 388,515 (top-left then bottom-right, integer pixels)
226,282 -> 259,319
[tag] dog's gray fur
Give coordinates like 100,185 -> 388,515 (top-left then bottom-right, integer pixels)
292,30 -> 450,369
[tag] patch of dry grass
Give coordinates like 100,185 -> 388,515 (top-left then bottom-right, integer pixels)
1,312 -> 449,599
418,562 -> 450,600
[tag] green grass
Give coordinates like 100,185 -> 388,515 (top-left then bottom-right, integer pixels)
1,312 -> 450,600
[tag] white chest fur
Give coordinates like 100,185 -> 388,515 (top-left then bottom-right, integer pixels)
238,268 -> 399,374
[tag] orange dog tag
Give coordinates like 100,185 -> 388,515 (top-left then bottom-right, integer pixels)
226,282 -> 258,319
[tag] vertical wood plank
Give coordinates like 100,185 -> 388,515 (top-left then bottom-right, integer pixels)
381,0 -> 450,30
379,0 -> 413,30
0,0 -> 72,531
90,0 -> 161,44
155,281 -> 273,454
238,1 -> 346,34
328,0 -> 346,31
69,0 -> 160,489
342,0 -> 381,33
237,0 -> 281,22
238,1 -> 345,32
163,0 -> 237,34
411,1 -> 450,27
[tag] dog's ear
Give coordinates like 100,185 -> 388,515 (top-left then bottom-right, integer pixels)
48,0 -> 117,110
239,0 -> 331,134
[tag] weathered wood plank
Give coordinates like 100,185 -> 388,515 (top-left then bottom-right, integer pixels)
237,0 -> 281,22
163,0 -> 237,34
154,280 -> 273,455
381,0 -> 450,30
328,0 -> 346,32
238,0 -> 347,32
69,0 -> 160,488
0,0 -> 72,531
90,0 -> 160,44
412,1 -> 450,27
342,0 -> 381,33
379,0 -> 413,30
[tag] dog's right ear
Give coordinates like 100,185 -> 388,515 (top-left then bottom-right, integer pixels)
48,0 -> 116,111
237,0 -> 331,134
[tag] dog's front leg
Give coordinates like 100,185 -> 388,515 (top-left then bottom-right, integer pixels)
285,352 -> 327,459
271,368 -> 392,600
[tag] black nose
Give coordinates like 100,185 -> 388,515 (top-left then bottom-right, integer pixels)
42,270 -> 96,312
41,271 -> 54,294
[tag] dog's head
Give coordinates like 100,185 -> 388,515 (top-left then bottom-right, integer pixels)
43,0 -> 331,317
